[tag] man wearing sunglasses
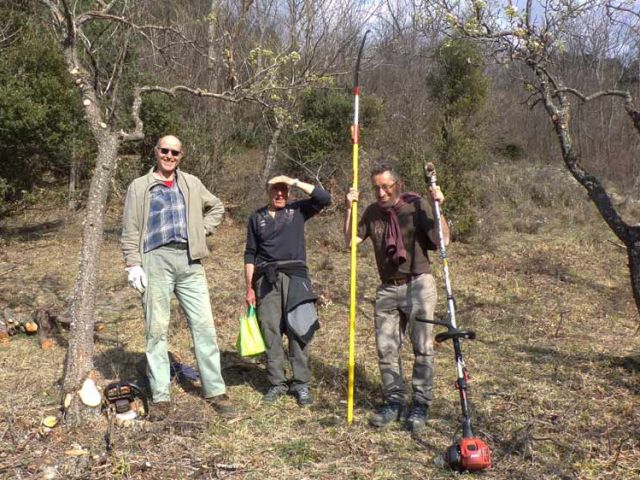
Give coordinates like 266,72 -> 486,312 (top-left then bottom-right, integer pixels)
121,135 -> 233,421
344,163 -> 449,434
244,175 -> 331,407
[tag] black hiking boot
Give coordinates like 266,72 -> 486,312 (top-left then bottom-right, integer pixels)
369,402 -> 403,428
262,385 -> 288,404
406,403 -> 429,434
294,386 -> 313,407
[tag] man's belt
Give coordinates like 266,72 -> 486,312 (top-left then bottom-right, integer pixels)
164,241 -> 188,250
384,275 -> 414,286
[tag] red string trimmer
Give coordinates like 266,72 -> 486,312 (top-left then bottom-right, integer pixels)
424,162 -> 492,472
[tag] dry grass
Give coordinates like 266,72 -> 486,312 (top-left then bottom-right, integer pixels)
0,163 -> 639,479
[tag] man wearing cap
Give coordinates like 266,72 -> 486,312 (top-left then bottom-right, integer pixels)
244,175 -> 331,406
121,134 -> 233,421
344,163 -> 449,433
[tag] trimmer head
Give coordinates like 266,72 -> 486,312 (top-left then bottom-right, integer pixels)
444,437 -> 492,472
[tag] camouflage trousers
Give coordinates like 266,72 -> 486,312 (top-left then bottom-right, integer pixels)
374,273 -> 437,406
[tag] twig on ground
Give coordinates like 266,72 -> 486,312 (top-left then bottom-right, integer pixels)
554,310 -> 565,337
94,334 -> 125,347
215,463 -> 248,479
15,431 -> 38,452
4,413 -> 16,445
607,239 -> 626,250
170,420 -> 206,425
611,436 -> 631,468
0,461 -> 23,473
0,266 -> 16,277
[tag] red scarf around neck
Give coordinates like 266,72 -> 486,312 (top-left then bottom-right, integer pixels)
378,192 -> 421,265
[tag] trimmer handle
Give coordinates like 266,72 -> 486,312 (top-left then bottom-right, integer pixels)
435,330 -> 476,343
424,162 -> 437,188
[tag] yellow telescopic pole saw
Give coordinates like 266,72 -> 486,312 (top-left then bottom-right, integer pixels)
348,30 -> 369,424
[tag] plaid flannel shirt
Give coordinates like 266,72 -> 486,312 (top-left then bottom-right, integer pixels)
143,177 -> 188,253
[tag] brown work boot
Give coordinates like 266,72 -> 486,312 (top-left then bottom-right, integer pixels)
148,401 -> 172,422
206,394 -> 236,419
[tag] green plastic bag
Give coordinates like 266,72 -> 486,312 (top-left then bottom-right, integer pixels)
236,305 -> 266,357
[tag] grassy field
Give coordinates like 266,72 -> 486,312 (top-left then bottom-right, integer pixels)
0,161 -> 639,479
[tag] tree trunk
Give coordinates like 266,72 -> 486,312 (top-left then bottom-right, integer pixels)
68,148 -> 80,212
207,0 -> 220,93
62,133 -> 119,426
261,118 -> 283,184
626,229 -> 640,316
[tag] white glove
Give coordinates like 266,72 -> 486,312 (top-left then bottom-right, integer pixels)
125,265 -> 147,294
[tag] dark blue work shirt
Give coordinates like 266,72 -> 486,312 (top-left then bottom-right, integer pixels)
243,187 -> 331,265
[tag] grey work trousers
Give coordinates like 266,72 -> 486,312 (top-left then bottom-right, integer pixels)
374,273 -> 437,406
255,272 -> 312,391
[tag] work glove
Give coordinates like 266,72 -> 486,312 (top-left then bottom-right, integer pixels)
125,265 -> 147,294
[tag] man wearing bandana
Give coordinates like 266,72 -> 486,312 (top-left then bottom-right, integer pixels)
344,163 -> 449,433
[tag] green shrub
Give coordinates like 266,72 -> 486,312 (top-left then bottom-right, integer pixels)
0,15 -> 93,203
281,88 -> 382,185
499,142 -> 526,161
427,37 -> 489,240
136,94 -> 189,162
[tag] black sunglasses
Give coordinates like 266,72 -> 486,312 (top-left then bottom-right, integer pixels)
158,147 -> 181,157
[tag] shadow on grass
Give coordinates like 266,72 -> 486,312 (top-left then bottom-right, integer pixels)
0,219 -> 65,241
93,343 -> 384,411
94,347 -> 148,388
46,328 -> 122,351
94,348 -> 205,400
482,339 -> 640,395
103,225 -> 122,242
221,349 -> 269,391
222,348 -> 383,409
609,354 -> 640,373
312,361 -> 381,411
94,347 -> 273,400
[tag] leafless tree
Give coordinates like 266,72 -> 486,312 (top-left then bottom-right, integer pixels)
432,0 -> 640,317
359,1 -> 448,175
219,0 -> 373,182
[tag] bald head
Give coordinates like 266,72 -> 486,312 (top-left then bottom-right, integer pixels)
156,135 -> 182,151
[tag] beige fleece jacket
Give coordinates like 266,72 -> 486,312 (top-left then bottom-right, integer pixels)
121,168 -> 224,266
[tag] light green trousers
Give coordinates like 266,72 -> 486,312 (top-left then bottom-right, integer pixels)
142,244 -> 225,403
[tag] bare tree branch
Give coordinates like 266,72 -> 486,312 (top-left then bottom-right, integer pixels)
120,84 -> 250,142
556,87 -> 631,102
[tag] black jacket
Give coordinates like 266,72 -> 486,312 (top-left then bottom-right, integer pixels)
254,260 -> 319,344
